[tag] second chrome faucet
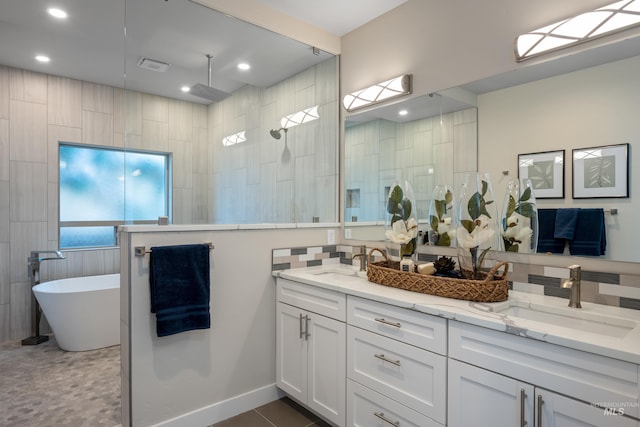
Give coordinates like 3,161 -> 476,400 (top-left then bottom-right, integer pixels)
561,264 -> 582,308
352,245 -> 367,272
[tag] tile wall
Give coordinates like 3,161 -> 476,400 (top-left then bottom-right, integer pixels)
344,107 -> 477,222
272,245 -> 640,310
210,56 -> 338,224
0,65 -> 207,342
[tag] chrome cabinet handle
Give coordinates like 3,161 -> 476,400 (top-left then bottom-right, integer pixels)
299,313 -> 305,339
537,394 -> 544,427
520,388 -> 527,427
374,353 -> 401,366
304,315 -> 310,340
374,317 -> 401,328
374,411 -> 400,426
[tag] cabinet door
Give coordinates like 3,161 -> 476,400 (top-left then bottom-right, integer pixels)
536,388 -> 639,427
448,359 -> 534,427
307,311 -> 346,426
276,302 -> 307,403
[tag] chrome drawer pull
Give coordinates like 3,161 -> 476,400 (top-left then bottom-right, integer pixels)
520,388 -> 527,427
299,313 -> 305,339
374,317 -> 401,328
374,411 -> 400,426
537,394 -> 544,427
374,353 -> 401,366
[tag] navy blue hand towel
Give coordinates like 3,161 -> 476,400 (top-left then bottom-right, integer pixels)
569,209 -> 606,256
536,209 -> 566,254
150,244 -> 211,337
554,208 -> 580,239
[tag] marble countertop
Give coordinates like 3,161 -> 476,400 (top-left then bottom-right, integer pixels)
275,264 -> 640,365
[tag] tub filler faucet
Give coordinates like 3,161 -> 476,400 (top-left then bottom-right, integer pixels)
22,250 -> 66,346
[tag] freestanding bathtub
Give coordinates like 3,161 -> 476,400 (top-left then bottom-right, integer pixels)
33,273 -> 120,352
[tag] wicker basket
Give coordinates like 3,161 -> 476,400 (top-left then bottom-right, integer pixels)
366,248 -> 509,303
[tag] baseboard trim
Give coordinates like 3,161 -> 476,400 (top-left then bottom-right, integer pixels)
154,384 -> 284,427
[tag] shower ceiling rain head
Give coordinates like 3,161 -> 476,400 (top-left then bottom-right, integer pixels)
188,54 -> 231,104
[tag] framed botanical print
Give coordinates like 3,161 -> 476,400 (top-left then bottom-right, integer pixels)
572,143 -> 629,198
518,150 -> 565,199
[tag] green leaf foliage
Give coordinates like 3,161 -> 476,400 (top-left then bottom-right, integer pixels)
477,246 -> 492,269
467,191 -> 483,220
391,214 -> 403,225
506,195 -> 516,218
430,215 -> 439,232
401,198 -> 412,221
517,202 -> 535,218
445,190 -> 453,206
435,199 -> 446,219
520,187 -> 531,202
461,219 -> 475,233
436,233 -> 451,246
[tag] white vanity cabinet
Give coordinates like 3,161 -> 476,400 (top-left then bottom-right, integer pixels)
346,296 -> 447,426
276,279 -> 346,426
448,321 -> 640,427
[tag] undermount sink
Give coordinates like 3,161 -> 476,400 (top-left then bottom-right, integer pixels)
310,268 -> 367,281
492,301 -> 638,338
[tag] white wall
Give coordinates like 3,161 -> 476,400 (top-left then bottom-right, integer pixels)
340,0 -> 620,100
120,226 -> 338,426
478,55 -> 640,261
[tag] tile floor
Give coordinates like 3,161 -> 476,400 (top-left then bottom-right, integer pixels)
0,336 -> 121,427
210,397 -> 331,427
0,335 -> 328,427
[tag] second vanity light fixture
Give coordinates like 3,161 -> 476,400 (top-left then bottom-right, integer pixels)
515,0 -> 640,62
343,74 -> 412,112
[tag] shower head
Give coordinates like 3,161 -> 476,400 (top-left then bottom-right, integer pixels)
270,127 -> 288,140
188,54 -> 231,104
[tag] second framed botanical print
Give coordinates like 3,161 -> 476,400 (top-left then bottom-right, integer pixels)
572,143 -> 629,199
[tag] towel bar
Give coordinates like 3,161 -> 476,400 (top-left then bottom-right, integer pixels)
605,208 -> 618,215
134,243 -> 214,257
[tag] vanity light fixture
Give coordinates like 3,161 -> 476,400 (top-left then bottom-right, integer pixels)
342,74 -> 412,112
515,0 -> 640,62
222,131 -> 246,147
280,105 -> 320,129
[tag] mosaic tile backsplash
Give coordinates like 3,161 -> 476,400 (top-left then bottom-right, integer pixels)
272,245 -> 640,311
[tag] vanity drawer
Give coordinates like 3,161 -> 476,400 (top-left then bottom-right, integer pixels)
277,278 -> 346,321
347,295 -> 447,354
449,320 -> 640,419
347,325 -> 446,423
347,379 -> 442,427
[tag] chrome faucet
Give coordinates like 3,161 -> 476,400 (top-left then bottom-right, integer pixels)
352,245 -> 367,272
561,264 -> 582,308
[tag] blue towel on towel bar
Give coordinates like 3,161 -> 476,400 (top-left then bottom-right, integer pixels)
150,244 -> 211,337
554,208 -> 580,239
568,209 -> 607,256
536,209 -> 566,254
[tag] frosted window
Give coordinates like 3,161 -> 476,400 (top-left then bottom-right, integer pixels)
59,144 -> 170,249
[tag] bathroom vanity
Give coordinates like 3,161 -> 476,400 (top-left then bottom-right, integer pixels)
275,265 -> 640,427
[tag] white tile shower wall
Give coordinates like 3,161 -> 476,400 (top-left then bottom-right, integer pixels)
210,57 -> 338,224
0,65 -> 208,343
344,107 -> 477,222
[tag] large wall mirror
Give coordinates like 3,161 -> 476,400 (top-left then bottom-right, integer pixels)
123,0 -> 339,225
0,0 -> 338,230
345,50 -> 640,264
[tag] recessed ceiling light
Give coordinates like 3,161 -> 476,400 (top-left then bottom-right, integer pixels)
35,55 -> 50,63
398,109 -> 408,116
47,8 -> 67,19
181,86 -> 190,93
238,63 -> 250,71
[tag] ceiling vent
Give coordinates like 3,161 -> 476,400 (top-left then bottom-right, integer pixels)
137,57 -> 171,72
